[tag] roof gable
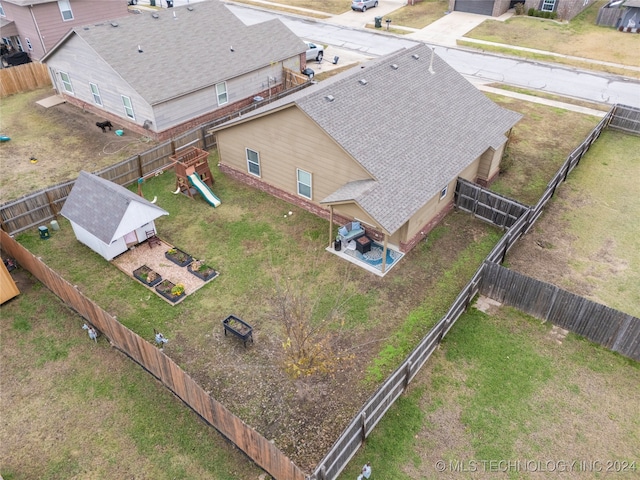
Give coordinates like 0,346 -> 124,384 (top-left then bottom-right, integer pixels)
61,171 -> 168,244
217,44 -> 522,234
47,1 -> 306,105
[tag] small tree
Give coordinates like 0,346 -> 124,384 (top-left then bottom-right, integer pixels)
270,271 -> 354,378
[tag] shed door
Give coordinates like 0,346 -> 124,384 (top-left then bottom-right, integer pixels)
454,0 -> 494,15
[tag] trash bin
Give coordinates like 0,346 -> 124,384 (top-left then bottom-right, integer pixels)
50,220 -> 60,231
149,0 -> 155,5
166,0 -> 173,7
39,226 -> 51,240
375,16 -> 382,28
334,239 -> 342,251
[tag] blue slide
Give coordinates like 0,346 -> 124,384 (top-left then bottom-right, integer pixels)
187,173 -> 221,207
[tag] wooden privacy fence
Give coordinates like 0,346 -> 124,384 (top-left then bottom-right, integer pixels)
0,230 -> 306,480
455,178 -> 530,228
0,61 -> 51,97
608,104 -> 640,135
0,82 -> 311,235
3,100 -> 639,480
481,262 -> 640,360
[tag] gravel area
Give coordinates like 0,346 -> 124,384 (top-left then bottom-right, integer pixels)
112,238 -> 214,298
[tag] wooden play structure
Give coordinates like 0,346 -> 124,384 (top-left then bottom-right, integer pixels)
171,146 -> 214,198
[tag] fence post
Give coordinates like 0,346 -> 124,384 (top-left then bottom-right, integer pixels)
361,412 -> 367,441
404,360 -> 413,389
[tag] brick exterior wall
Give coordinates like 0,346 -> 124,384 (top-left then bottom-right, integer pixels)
220,163 -> 459,254
60,85 -> 284,142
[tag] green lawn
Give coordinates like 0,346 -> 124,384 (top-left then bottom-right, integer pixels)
339,306 -> 640,479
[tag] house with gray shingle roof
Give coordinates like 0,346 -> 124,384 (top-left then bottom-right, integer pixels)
41,0 -> 308,140
61,171 -> 169,261
213,44 -> 522,268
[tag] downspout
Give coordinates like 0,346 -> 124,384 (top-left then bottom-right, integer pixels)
381,235 -> 388,274
329,206 -> 334,248
29,5 -> 47,57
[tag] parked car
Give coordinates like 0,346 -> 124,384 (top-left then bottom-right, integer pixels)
351,0 -> 378,11
304,41 -> 324,62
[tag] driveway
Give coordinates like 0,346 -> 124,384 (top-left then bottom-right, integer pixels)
329,0 -> 407,28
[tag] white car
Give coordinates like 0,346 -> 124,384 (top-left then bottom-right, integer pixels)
304,41 -> 324,62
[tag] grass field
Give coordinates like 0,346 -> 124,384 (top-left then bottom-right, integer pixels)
339,306 -> 640,479
3,95 -> 618,475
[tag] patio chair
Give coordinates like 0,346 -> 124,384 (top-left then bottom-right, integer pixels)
146,230 -> 161,248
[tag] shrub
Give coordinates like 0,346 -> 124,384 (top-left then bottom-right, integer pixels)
515,2 -> 525,15
543,10 -> 551,18
528,7 -> 535,15
550,11 -> 557,19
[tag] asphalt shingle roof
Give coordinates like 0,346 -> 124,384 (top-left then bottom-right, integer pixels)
217,44 -> 522,235
61,171 -> 168,244
64,0 -> 306,105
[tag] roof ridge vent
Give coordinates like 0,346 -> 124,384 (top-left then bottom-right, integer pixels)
187,6 -> 194,10
110,21 -> 118,27
152,12 -> 159,18
412,54 -> 419,60
391,64 -> 398,70
358,79 -> 367,85
325,95 -> 335,102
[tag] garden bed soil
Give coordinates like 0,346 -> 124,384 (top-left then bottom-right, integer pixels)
132,265 -> 162,287
187,262 -> 218,282
165,248 -> 192,267
155,279 -> 186,304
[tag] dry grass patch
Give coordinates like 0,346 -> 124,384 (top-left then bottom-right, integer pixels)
0,88 -> 160,204
233,0 -> 348,15
464,1 -> 640,68
384,0 -> 450,29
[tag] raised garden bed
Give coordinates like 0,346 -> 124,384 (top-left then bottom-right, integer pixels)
133,265 -> 162,287
155,279 -> 186,303
187,260 -> 218,282
165,247 -> 192,267
223,315 -> 253,347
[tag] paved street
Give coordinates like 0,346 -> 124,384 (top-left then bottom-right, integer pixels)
129,0 -> 640,108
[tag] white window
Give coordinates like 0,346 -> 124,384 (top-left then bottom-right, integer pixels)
440,185 -> 448,200
25,38 -> 32,50
90,83 -> 102,106
58,0 -> 73,20
541,0 -> 556,11
297,169 -> 312,199
121,95 -> 135,119
0,4 -> 6,17
216,82 -> 228,106
59,71 -> 73,94
246,148 -> 260,177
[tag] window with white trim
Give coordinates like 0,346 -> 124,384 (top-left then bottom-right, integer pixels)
0,4 -> 6,17
58,0 -> 73,20
541,0 -> 556,11
216,82 -> 228,106
59,71 -> 73,94
440,185 -> 448,200
246,148 -> 260,176
90,83 -> 102,106
297,168 -> 312,199
121,95 -> 135,119
25,38 -> 32,50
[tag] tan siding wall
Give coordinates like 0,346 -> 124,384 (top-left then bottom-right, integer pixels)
217,107 -> 372,203
46,34 -> 155,125
153,62 -> 290,131
476,148 -> 494,180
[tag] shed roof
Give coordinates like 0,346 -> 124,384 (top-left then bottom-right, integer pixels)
61,171 -> 168,244
215,44 -> 522,234
44,0 -> 306,105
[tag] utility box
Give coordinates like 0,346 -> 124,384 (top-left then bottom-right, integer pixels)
375,16 -> 382,28
39,226 -> 51,240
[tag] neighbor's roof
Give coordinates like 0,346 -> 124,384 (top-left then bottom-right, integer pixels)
61,171 -> 168,244
43,0 -> 306,105
215,44 -> 522,235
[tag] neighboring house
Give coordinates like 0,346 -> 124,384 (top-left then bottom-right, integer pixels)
617,0 -> 640,29
449,0 -> 594,19
61,171 -> 169,261
0,0 -> 128,62
41,0 -> 309,140
213,44 -> 522,255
